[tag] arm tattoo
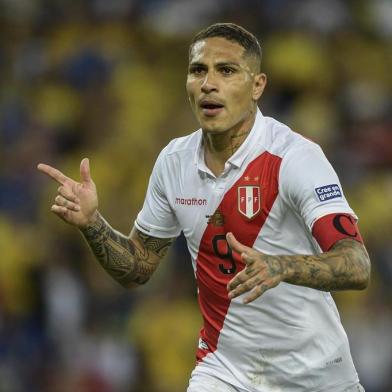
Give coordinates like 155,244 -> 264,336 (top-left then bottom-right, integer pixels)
136,231 -> 174,258
282,239 -> 371,291
80,213 -> 174,287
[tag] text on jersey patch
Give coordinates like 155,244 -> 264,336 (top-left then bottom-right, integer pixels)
315,184 -> 342,202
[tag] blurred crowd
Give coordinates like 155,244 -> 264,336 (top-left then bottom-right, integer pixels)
0,0 -> 391,391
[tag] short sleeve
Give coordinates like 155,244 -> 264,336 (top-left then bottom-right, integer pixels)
280,143 -> 357,230
135,147 -> 181,238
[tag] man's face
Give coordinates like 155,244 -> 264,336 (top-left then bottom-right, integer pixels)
186,37 -> 265,134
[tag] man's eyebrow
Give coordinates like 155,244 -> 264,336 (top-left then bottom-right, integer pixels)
189,61 -> 240,67
189,62 -> 206,67
215,62 -> 240,67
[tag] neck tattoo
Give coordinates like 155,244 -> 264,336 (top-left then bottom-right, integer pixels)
230,129 -> 251,154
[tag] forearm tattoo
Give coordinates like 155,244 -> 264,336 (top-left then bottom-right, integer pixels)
80,213 -> 174,287
283,239 -> 371,291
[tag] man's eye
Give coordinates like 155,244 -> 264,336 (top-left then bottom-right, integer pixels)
190,67 -> 205,75
220,67 -> 235,75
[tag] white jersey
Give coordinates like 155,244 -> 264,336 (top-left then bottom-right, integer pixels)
135,110 -> 360,391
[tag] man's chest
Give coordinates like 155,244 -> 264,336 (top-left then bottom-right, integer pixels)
167,151 -> 283,250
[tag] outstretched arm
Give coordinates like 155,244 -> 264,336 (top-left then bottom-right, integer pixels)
281,238 -> 370,291
226,233 -> 370,304
80,215 -> 173,287
37,158 -> 174,287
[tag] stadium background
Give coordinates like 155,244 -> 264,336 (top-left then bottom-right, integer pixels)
0,0 -> 391,391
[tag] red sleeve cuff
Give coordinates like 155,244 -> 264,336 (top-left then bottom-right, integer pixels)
312,213 -> 364,252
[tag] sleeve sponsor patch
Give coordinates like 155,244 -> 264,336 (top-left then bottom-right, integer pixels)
315,184 -> 342,202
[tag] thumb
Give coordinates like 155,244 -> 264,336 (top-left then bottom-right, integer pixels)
226,232 -> 250,255
80,157 -> 92,184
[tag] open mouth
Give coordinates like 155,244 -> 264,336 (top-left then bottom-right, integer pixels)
199,101 -> 224,116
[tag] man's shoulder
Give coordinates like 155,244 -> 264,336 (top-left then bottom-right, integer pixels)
263,115 -> 320,158
160,128 -> 201,158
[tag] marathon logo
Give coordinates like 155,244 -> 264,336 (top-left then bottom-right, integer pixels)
315,184 -> 342,202
175,197 -> 207,206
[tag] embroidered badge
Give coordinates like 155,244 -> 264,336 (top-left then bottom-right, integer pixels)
238,186 -> 261,219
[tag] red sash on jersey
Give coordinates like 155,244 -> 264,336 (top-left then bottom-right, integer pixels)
196,151 -> 282,362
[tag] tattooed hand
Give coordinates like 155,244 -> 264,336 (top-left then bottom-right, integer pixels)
226,232 -> 370,304
37,158 -> 98,228
226,232 -> 287,304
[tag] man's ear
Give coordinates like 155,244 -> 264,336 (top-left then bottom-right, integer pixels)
252,73 -> 267,101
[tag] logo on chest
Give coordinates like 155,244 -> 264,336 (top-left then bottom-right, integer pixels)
175,197 -> 207,206
238,185 -> 261,220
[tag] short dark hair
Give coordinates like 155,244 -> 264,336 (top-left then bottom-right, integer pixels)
190,23 -> 262,70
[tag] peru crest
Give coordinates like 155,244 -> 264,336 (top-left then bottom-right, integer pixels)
238,185 -> 261,220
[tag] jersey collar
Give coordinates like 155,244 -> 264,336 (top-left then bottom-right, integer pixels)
194,108 -> 266,175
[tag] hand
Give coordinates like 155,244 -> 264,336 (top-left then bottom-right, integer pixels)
226,232 -> 287,304
37,158 -> 98,228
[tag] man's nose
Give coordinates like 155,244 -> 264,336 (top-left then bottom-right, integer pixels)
201,72 -> 218,94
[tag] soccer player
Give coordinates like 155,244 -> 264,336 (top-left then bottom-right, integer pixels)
38,23 -> 369,391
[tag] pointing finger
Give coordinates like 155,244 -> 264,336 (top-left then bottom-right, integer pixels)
37,163 -> 69,185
